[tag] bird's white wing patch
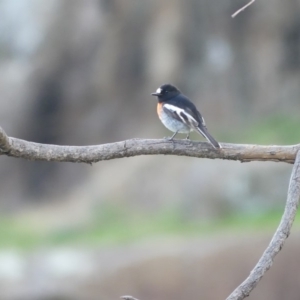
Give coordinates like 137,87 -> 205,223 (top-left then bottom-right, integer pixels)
201,116 -> 206,126
164,104 -> 198,127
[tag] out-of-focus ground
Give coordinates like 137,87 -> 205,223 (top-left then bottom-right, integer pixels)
2,231 -> 300,300
0,0 -> 300,299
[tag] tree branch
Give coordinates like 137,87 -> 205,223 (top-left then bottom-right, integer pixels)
121,296 -> 139,300
1,125 -> 300,300
231,0 -> 255,18
0,127 -> 11,153
0,127 -> 298,164
118,151 -> 300,300
226,150 -> 300,300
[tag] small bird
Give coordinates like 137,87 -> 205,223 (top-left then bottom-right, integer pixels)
151,84 -> 221,149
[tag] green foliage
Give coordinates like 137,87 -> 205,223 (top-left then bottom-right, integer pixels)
1,113 -> 299,250
221,114 -> 300,144
0,204 -> 298,250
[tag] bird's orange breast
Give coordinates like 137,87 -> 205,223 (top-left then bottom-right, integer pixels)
157,102 -> 163,119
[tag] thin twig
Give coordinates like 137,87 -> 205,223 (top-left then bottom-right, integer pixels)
121,296 -> 139,300
231,0 -> 255,18
0,127 -> 298,164
226,150 -> 300,300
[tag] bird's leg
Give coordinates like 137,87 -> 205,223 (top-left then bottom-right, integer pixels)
166,131 -> 178,141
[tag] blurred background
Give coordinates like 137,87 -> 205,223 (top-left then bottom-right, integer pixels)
0,0 -> 300,299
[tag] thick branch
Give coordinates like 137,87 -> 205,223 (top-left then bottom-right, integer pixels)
0,127 -> 11,153
1,127 -> 300,300
226,150 -> 300,300
118,151 -> 300,300
0,127 -> 298,164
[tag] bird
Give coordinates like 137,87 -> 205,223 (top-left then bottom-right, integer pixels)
151,83 -> 221,149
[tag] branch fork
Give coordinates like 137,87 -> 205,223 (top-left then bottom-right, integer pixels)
1,126 -> 300,300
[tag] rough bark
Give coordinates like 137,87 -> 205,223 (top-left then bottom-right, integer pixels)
0,127 -> 298,164
1,126 -> 300,300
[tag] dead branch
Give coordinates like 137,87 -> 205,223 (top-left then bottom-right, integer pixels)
226,150 -> 300,300
0,126 -> 298,164
1,125 -> 300,300
121,296 -> 139,300
118,151 -> 300,300
231,0 -> 255,18
0,127 -> 11,153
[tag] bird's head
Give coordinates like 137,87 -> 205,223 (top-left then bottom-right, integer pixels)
151,84 -> 180,101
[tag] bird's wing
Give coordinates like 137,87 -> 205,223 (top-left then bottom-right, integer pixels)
163,104 -> 199,129
196,110 -> 206,126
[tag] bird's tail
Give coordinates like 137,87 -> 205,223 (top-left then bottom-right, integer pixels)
196,124 -> 221,149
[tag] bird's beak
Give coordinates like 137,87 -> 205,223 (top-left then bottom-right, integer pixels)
152,87 -> 162,96
151,92 -> 161,97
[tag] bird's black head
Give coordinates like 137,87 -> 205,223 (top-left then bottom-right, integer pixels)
151,84 -> 180,101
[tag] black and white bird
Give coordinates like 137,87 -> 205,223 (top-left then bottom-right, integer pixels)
151,84 -> 221,149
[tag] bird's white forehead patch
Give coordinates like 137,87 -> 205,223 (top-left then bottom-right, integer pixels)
156,87 -> 162,94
